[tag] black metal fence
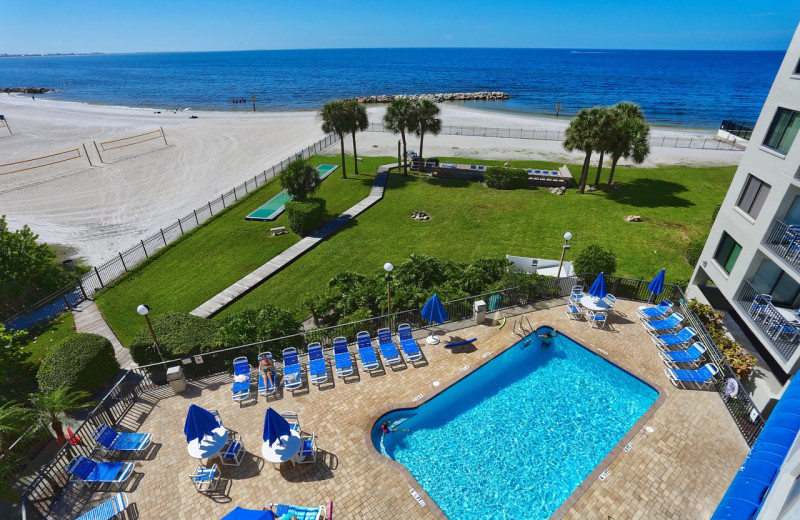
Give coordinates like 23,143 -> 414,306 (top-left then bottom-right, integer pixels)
734,280 -> 799,362
3,134 -> 339,331
720,120 -> 754,140
365,122 -> 744,151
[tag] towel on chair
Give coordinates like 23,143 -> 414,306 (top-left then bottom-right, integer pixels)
233,374 -> 249,383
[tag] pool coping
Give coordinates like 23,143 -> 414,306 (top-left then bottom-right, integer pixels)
362,321 -> 667,520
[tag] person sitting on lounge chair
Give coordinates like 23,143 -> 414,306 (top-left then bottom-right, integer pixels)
263,505 -> 297,520
259,354 -> 276,390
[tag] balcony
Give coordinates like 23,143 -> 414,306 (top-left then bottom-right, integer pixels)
763,219 -> 800,273
735,280 -> 800,361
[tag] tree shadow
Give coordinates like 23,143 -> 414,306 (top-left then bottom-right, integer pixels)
605,178 -> 694,208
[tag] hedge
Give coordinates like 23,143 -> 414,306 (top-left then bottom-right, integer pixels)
684,240 -> 705,268
129,311 -> 224,365
37,333 -> 120,394
485,167 -> 528,190
286,198 -> 326,236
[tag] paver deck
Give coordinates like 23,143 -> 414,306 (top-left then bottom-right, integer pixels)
72,299 -> 137,369
63,299 -> 749,519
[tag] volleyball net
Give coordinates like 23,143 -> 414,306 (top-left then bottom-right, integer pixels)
98,128 -> 167,152
0,148 -> 82,176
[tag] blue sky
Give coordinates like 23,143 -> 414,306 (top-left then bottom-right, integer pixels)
2,1 -> 798,54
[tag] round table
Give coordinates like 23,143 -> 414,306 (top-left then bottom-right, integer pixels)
261,430 -> 301,465
579,295 -> 612,312
187,426 -> 228,460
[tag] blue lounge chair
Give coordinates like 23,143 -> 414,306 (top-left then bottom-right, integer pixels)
93,425 -> 152,455
231,356 -> 252,404
357,331 -> 380,371
266,503 -> 326,520
651,327 -> 697,348
257,352 -> 277,396
282,347 -> 303,390
397,323 -> 423,362
332,337 -> 353,377
566,303 -> 583,320
377,328 -> 402,366
643,312 -> 685,333
637,300 -> 674,320
664,362 -> 718,388
659,341 -> 707,365
75,492 -> 129,520
67,455 -> 134,489
307,342 -> 328,385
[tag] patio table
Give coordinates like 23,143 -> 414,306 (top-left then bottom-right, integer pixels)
579,296 -> 612,313
261,430 -> 301,466
187,426 -> 228,460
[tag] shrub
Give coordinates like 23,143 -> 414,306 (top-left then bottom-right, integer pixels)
688,299 -> 756,378
220,305 -> 302,348
37,333 -> 119,394
484,167 -> 528,190
286,198 -> 326,236
573,244 -> 618,276
279,158 -> 319,200
129,312 -> 223,365
684,240 -> 705,268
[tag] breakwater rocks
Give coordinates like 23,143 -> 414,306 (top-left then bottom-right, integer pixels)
2,87 -> 54,94
351,92 -> 510,104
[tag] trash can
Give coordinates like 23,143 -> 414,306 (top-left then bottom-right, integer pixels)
473,300 -> 487,325
166,365 -> 187,394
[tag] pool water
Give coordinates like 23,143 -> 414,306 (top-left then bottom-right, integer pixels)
372,331 -> 658,519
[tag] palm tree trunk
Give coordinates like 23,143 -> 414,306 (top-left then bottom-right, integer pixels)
594,151 -> 605,187
339,133 -> 347,179
51,419 -> 65,442
579,151 -> 592,194
419,132 -> 425,162
608,155 -> 620,187
401,131 -> 408,176
351,132 -> 359,175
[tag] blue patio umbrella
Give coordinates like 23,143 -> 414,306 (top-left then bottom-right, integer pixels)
648,268 -> 666,301
263,407 -> 291,447
588,272 -> 607,299
421,294 -> 449,345
184,404 -> 219,443
220,507 -> 272,520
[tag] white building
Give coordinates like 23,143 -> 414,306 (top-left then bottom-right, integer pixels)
689,22 -> 800,411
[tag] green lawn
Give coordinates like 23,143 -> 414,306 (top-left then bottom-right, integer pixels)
216,158 -> 735,321
95,157 -> 378,346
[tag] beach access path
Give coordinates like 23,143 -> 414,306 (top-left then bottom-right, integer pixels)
190,165 -> 394,318
72,300 -> 137,369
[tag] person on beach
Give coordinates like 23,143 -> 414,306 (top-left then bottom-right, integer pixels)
259,354 -> 276,389
262,505 -> 297,520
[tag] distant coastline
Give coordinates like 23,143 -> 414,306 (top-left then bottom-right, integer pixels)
0,52 -> 104,58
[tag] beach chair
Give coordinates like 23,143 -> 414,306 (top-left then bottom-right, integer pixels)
219,434 -> 245,467
357,331 -> 380,371
377,328 -> 402,366
332,337 -> 354,377
637,300 -> 674,320
397,323 -> 423,362
588,310 -> 607,329
651,327 -> 697,348
294,432 -> 317,465
569,285 -> 584,303
565,303 -> 583,320
282,348 -> 303,390
280,411 -> 301,433
642,313 -> 685,333
664,362 -> 718,388
75,492 -> 129,520
231,356 -> 252,404
190,463 -> 219,493
66,455 -> 135,490
266,503 -> 326,520
603,294 -> 617,308
93,424 -> 152,456
307,342 -> 328,385
257,352 -> 277,396
659,341 -> 707,366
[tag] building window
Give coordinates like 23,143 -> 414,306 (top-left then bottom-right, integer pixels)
736,175 -> 771,219
763,108 -> 800,154
714,233 -> 742,274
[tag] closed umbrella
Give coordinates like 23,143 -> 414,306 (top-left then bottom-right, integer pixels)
220,507 -> 272,520
421,294 -> 449,345
184,404 -> 219,443
648,268 -> 666,302
588,272 -> 607,300
263,407 -> 291,447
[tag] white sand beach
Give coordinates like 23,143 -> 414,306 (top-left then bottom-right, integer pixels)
0,96 -> 742,266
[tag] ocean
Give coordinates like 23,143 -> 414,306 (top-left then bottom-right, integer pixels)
0,48 -> 784,129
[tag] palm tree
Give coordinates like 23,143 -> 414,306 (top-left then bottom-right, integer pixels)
412,99 -> 443,160
29,388 -> 94,441
606,101 -> 650,187
383,98 -> 416,175
0,399 -> 31,452
320,100 -> 350,179
563,106 -> 608,194
344,100 -> 369,175
592,106 -> 615,187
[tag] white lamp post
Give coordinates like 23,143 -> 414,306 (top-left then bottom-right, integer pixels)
557,231 -> 573,278
384,263 -> 394,316
137,304 -> 165,362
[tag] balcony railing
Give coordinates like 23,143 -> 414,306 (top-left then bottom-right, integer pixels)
735,280 -> 800,361
763,219 -> 800,273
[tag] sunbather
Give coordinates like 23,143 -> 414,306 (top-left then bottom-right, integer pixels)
262,505 -> 297,520
259,354 -> 276,389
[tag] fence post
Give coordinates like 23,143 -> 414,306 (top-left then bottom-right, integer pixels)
222,194 -> 227,208
233,186 -> 238,201
141,240 -> 148,258
208,202 -> 213,215
76,277 -> 88,299
94,267 -> 105,288
119,253 -> 128,272
177,218 -> 183,234
193,209 -> 199,225
160,229 -> 167,246
62,294 -> 72,310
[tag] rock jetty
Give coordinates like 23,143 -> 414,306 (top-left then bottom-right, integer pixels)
351,92 -> 509,103
2,87 -> 54,94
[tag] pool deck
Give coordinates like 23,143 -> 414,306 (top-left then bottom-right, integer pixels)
61,299 -> 749,520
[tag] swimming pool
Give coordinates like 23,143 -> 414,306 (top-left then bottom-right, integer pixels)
372,330 -> 658,519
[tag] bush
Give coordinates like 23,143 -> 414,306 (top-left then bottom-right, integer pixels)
279,158 -> 319,200
220,305 -> 302,348
484,167 -> 528,190
37,333 -> 119,394
129,312 -> 223,365
573,244 -> 618,276
286,198 -> 326,236
688,299 -> 756,378
684,240 -> 705,268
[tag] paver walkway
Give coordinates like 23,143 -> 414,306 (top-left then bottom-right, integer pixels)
72,300 -> 137,369
191,165 -> 394,318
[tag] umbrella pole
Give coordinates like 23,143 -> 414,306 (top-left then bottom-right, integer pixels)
426,327 -> 439,345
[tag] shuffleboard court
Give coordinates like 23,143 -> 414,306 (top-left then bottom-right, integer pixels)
245,164 -> 338,221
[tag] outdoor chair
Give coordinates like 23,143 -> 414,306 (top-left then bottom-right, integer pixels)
565,303 -> 583,320
265,503 -> 326,520
280,411 -> 301,433
220,434 -> 245,467
588,310 -> 607,329
377,328 -> 402,366
190,463 -> 219,493
603,294 -> 617,308
294,432 -> 317,465
637,300 -> 674,320
651,327 -> 697,348
75,492 -> 129,520
231,356 -> 253,404
771,318 -> 800,340
282,347 -> 304,390
659,341 -> 707,366
66,455 -> 135,490
397,323 -> 423,362
356,331 -> 380,371
664,362 -> 719,388
257,352 -> 277,396
749,294 -> 773,322
93,424 -> 152,456
642,313 -> 685,333
332,337 -> 354,377
307,342 -> 329,385
569,285 -> 584,303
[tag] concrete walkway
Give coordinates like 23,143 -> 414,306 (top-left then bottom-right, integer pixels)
191,165 -> 394,318
72,300 -> 137,369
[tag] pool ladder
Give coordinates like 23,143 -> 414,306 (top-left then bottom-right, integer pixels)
513,316 -> 533,339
